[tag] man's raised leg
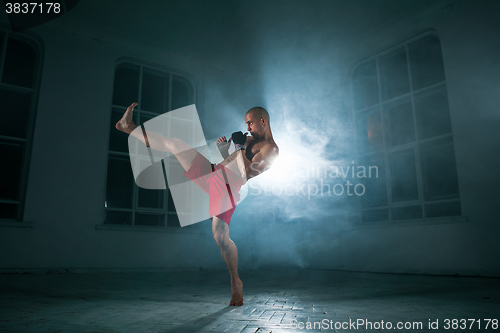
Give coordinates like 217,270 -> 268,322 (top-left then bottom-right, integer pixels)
115,102 -> 200,172
212,216 -> 243,306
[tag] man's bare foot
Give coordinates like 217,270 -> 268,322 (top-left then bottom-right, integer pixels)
115,102 -> 138,134
229,279 -> 243,306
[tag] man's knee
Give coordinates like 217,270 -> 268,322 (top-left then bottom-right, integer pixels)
213,231 -> 227,248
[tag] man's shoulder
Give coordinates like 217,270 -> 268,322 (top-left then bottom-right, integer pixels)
262,141 -> 279,156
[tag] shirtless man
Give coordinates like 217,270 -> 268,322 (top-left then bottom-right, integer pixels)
115,103 -> 279,306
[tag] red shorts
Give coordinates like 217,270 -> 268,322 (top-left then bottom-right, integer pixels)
183,153 -> 244,225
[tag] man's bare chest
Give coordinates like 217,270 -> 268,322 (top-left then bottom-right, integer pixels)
245,138 -> 264,161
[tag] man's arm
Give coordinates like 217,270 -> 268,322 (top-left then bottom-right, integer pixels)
217,136 -> 231,159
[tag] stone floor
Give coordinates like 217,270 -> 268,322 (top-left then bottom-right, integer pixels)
0,269 -> 499,332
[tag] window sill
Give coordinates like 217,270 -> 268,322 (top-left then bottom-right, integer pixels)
0,220 -> 34,228
95,223 -> 207,234
353,216 -> 468,229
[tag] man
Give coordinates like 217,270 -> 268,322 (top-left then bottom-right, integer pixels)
115,103 -> 279,306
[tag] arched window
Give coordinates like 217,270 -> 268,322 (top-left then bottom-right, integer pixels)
352,32 -> 461,223
0,31 -> 41,222
104,61 -> 196,227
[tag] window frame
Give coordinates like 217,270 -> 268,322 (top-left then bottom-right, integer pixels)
0,29 -> 43,226
101,58 -> 203,231
350,30 -> 464,225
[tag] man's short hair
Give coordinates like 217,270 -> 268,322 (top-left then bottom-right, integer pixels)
247,106 -> 270,123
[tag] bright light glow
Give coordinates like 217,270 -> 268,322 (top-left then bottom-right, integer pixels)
251,116 -> 342,189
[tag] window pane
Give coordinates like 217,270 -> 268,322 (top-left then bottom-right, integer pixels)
392,205 -> 422,220
109,109 -> 136,153
409,36 -> 445,90
362,208 -> 388,222
139,112 -> 156,125
106,156 -> 134,208
135,213 -> 164,226
0,89 -> 32,138
359,153 -> 387,208
167,213 -> 181,227
390,149 -> 419,202
353,60 -> 379,110
0,141 -> 24,200
170,119 -> 193,142
414,87 -> 452,140
104,210 -> 133,225
421,137 -> 459,201
426,201 -> 461,218
107,63 -> 195,228
138,187 -> 164,209
379,48 -> 410,101
137,159 -> 165,209
356,107 -> 383,154
112,64 -> 140,107
138,113 -> 160,151
141,70 -> 168,114
2,38 -> 36,88
167,191 -> 176,213
171,76 -> 193,112
0,34 -> 3,55
0,203 -> 18,219
384,98 -> 415,147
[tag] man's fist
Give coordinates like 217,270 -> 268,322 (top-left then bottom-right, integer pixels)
231,131 -> 246,145
217,136 -> 231,153
231,131 -> 246,151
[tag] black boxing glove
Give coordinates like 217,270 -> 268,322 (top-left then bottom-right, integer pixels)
231,131 -> 246,151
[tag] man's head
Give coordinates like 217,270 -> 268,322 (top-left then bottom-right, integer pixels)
245,107 -> 270,139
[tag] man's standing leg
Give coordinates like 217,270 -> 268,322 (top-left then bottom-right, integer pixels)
212,217 -> 244,306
